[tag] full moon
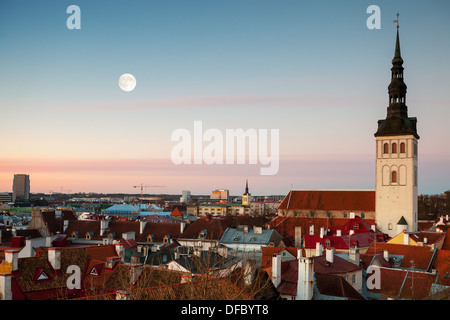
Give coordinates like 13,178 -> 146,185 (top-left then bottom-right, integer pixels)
118,73 -> 136,92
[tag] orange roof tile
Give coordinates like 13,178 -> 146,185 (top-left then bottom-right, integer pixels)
279,190 -> 375,212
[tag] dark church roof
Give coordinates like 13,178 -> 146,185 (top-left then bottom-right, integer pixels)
374,27 -> 419,139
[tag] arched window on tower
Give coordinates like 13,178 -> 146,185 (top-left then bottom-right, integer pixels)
392,143 -> 397,153
383,143 -> 389,154
400,142 -> 406,153
391,170 -> 397,183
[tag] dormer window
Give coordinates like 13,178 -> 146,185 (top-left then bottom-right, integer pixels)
163,235 -> 171,244
108,233 -> 115,239
147,234 -> 154,243
199,230 -> 208,240
71,231 -> 79,238
85,232 -> 94,240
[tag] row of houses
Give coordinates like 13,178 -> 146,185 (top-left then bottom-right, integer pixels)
0,206 -> 449,300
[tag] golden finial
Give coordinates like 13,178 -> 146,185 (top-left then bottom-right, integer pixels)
393,12 -> 400,28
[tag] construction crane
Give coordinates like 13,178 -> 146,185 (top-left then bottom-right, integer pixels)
133,183 -> 166,200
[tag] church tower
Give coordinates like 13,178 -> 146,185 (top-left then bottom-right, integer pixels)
374,22 -> 419,238
242,179 -> 252,206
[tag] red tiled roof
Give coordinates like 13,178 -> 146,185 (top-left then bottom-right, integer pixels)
366,242 -> 435,270
369,267 -> 440,300
279,190 -> 375,211
261,247 -> 305,267
433,250 -> 450,286
170,208 -> 182,217
180,218 -> 227,240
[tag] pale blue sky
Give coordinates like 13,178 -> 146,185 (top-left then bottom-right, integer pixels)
0,0 -> 449,195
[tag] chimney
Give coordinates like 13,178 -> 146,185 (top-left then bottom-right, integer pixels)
115,290 -> 130,300
383,250 -> 389,262
130,265 -> 143,284
243,260 -> 256,286
349,230 -> 354,236
0,274 -> 12,300
63,220 -> 69,232
140,221 -> 147,234
349,248 -> 360,265
115,244 -> 124,260
55,210 -> 62,219
271,253 -> 281,288
180,221 -> 186,233
48,248 -> 61,271
297,249 -> 303,259
320,227 -> 324,239
309,224 -> 314,235
350,212 -> 356,219
297,257 -> 314,300
424,237 -> 428,244
100,219 -> 110,236
253,226 -> 263,234
105,256 -> 121,270
315,242 -> 323,256
294,226 -> 302,247
130,255 -> 140,265
325,247 -> 334,264
403,231 -> 409,245
5,250 -> 19,272
243,226 -> 249,233
336,229 -> 342,237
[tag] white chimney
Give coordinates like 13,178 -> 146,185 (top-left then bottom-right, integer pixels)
309,224 -> 314,235
140,221 -> 147,234
297,249 -> 303,259
180,221 -> 186,233
63,220 -> 69,232
115,244 -> 124,260
336,229 -> 342,237
424,237 -> 428,244
130,265 -> 143,284
243,260 -> 256,286
100,219 -> 110,236
0,274 -> 12,300
371,225 -> 376,232
383,250 -> 389,262
5,250 -> 18,272
297,257 -> 314,300
48,248 -> 61,271
350,212 -> 356,219
315,242 -> 323,256
325,247 -> 334,264
294,226 -> 302,247
319,227 -> 324,239
349,248 -> 360,265
271,253 -> 282,288
349,230 -> 354,236
403,231 -> 409,245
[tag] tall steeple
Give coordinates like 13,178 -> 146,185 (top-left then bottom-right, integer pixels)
374,17 -> 419,238
374,22 -> 419,139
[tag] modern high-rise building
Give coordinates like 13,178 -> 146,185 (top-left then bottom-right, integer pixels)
180,190 -> 191,204
374,25 -> 419,237
12,174 -> 30,203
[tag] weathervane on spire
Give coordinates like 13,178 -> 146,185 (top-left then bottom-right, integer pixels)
394,12 -> 400,28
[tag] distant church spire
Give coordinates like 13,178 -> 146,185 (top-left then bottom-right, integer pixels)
374,18 -> 419,139
244,179 -> 249,195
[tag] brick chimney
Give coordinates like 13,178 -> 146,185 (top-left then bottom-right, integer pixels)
271,253 -> 281,288
297,257 -> 314,300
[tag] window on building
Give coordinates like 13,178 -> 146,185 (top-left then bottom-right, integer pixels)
392,143 -> 397,153
391,170 -> 397,183
400,142 -> 406,153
